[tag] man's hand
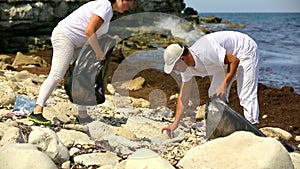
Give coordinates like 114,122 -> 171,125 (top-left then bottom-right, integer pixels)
162,122 -> 178,138
216,81 -> 227,99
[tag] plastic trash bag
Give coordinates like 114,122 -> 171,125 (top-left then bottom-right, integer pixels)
13,96 -> 36,113
205,95 -> 265,140
205,96 -> 296,152
64,34 -> 116,105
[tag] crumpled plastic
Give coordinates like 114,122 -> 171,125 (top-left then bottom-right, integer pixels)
13,96 -> 36,115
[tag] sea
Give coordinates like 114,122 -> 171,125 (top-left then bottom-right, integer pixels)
120,12 -> 300,94
199,12 -> 300,94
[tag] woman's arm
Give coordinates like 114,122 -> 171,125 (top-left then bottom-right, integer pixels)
86,14 -> 106,60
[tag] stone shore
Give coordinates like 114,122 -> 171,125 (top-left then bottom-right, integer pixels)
0,53 -> 299,169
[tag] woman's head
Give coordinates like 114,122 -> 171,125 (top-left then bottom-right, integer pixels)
111,0 -> 135,13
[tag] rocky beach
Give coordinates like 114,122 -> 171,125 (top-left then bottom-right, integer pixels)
1,0 -> 300,168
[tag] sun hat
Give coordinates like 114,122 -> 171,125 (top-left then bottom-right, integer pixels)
163,44 -> 184,74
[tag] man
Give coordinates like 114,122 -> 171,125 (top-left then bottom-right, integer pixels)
162,31 -> 259,138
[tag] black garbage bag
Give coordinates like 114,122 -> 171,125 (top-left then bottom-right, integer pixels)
205,96 -> 296,152
64,34 -> 116,105
205,95 -> 265,140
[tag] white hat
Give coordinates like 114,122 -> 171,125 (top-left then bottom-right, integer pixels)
163,44 -> 184,74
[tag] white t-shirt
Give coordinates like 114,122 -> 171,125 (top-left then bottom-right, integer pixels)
181,31 -> 257,82
58,0 -> 113,47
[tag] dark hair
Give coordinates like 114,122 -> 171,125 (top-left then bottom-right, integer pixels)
109,0 -> 135,3
179,44 -> 189,56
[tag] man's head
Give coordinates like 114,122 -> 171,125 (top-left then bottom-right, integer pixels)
163,44 -> 189,74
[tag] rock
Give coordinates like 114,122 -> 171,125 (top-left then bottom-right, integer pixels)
0,54 -> 13,64
87,121 -> 116,140
123,116 -> 166,139
131,97 -> 150,108
0,126 -> 25,146
177,131 -> 294,169
43,102 -> 78,123
28,127 -> 70,163
129,77 -> 145,91
73,152 -> 120,167
0,82 -> 16,107
199,16 -> 222,24
260,127 -> 293,141
57,129 -> 94,148
195,104 -> 206,121
0,144 -> 57,169
295,135 -> 300,142
12,52 -> 48,67
126,148 -> 175,169
183,7 -> 198,15
106,134 -> 141,155
290,153 -> 300,169
107,83 -> 116,95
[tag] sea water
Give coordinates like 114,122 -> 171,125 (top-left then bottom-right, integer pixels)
199,12 -> 300,94
122,13 -> 300,94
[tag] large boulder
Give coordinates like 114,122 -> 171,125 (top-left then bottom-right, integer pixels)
0,144 -> 57,169
177,131 -> 294,169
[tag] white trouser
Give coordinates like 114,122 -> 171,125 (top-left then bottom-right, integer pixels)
36,26 -> 82,111
209,46 -> 259,124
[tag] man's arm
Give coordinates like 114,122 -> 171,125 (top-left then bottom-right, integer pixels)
216,51 -> 240,98
162,79 -> 192,138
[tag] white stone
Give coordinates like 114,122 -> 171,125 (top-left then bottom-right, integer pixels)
0,82 -> 16,106
87,121 -> 116,140
29,127 -> 69,163
0,144 -> 57,169
126,148 -> 175,169
0,126 -> 25,146
57,129 -> 94,148
295,135 -> 300,142
260,127 -> 293,141
73,152 -> 120,166
177,131 -> 294,169
107,83 -> 115,95
290,153 -> 300,169
69,147 -> 81,157
61,161 -> 71,169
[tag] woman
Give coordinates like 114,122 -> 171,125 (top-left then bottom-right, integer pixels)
28,0 -> 135,125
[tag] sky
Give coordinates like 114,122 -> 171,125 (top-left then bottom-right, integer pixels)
184,0 -> 300,13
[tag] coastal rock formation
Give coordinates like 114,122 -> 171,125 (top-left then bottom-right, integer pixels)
0,0 -> 187,53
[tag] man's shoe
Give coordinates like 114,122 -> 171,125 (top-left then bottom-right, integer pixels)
27,113 -> 52,125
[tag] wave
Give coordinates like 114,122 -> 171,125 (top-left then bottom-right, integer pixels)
155,16 -> 204,45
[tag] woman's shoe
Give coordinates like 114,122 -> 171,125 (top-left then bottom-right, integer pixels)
27,113 -> 52,125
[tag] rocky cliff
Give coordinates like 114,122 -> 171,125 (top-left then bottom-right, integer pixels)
0,0 -> 187,53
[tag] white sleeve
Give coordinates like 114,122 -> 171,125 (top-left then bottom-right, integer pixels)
94,4 -> 113,23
